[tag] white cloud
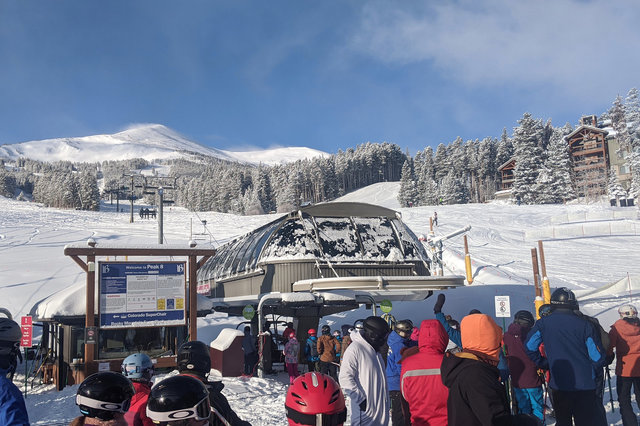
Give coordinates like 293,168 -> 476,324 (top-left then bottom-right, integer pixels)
348,0 -> 640,100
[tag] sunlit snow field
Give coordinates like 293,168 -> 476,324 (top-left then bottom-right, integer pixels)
1,182 -> 639,425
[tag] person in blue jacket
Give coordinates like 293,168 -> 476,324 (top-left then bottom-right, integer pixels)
386,319 -> 414,426
525,287 -> 607,426
0,317 -> 29,426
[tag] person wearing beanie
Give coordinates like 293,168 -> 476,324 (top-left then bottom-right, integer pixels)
503,310 -> 544,422
440,314 -> 512,426
524,287 -> 607,426
608,304 -> 640,426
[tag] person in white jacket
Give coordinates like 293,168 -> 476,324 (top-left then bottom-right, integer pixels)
339,316 -> 391,426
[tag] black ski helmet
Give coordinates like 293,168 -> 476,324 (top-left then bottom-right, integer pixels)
394,320 -> 414,339
177,340 -> 211,378
76,371 -> 135,421
321,325 -> 331,335
550,287 -> 578,309
0,317 -> 21,356
538,304 -> 553,317
514,310 -> 535,327
362,316 -> 391,350
146,375 -> 211,424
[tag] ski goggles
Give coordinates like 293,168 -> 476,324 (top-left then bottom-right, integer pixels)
76,394 -> 131,416
147,395 -> 211,425
286,407 -> 348,426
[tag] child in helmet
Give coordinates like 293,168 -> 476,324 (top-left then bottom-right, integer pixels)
146,375 -> 211,426
0,316 -> 29,425
177,340 -> 252,425
121,352 -> 155,426
283,331 -> 300,384
72,371 -> 135,426
285,372 -> 347,426
304,329 -> 319,373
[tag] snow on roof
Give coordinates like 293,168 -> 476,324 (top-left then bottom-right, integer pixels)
210,328 -> 244,351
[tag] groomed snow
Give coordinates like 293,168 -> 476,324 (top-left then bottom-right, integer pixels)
1,183 -> 639,424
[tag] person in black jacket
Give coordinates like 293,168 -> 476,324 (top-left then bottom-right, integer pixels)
177,341 -> 252,426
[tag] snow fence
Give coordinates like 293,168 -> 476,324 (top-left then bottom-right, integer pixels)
525,219 -> 640,240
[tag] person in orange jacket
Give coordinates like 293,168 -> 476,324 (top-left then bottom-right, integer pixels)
608,304 -> 640,426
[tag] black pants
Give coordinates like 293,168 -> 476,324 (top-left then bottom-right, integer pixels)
617,376 -> 640,426
389,390 -> 411,426
243,352 -> 257,375
550,388 -> 606,426
319,360 -> 337,381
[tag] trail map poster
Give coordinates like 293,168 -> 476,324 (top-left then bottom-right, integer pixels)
99,261 -> 186,328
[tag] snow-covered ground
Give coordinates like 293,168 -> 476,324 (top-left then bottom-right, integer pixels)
1,183 -> 639,425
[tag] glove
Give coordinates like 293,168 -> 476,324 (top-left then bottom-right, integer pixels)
606,353 -> 615,365
434,293 -> 446,314
359,399 -> 367,411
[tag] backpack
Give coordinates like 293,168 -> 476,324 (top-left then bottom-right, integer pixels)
307,337 -> 319,360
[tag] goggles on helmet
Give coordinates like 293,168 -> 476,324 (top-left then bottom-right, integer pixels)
76,393 -> 131,416
147,395 -> 211,424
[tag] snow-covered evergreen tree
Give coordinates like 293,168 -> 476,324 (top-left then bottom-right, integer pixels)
496,128 -> 514,168
610,95 -> 630,154
397,160 -> 418,207
511,113 -> 544,204
607,170 -> 627,201
438,171 -> 468,205
433,143 -> 450,182
534,128 -> 575,203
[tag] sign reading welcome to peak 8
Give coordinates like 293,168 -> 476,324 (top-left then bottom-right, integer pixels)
99,262 -> 186,328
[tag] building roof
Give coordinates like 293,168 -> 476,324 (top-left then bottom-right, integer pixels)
564,125 -> 608,141
198,202 -> 430,283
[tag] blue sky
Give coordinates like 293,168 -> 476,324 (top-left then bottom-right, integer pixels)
1,0 -> 639,155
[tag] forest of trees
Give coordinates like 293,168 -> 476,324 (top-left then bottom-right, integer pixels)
1,88 -> 639,213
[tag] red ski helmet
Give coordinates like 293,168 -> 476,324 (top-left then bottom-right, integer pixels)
285,372 -> 347,426
289,331 -> 297,339
307,329 -> 317,336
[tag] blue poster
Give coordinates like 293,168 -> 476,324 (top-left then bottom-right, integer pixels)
99,261 -> 186,328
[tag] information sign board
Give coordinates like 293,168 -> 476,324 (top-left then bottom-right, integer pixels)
99,261 -> 186,328
494,295 -> 511,318
20,316 -> 32,347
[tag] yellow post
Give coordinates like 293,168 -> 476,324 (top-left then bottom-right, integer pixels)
464,235 -> 473,284
535,296 -> 544,320
542,276 -> 551,304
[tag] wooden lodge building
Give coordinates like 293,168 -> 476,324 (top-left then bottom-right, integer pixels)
499,115 -> 634,202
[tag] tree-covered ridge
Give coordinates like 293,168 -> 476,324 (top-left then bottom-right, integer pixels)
2,87 -> 639,212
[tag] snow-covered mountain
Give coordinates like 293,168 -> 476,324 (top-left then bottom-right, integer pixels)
0,124 -> 329,165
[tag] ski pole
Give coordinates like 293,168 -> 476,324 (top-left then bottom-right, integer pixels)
605,366 -> 615,413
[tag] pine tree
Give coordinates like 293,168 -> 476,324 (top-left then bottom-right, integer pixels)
439,170 -> 468,205
397,160 -> 418,207
610,95 -> 630,154
433,144 -> 450,182
534,128 -> 575,203
496,128 -> 514,168
607,170 -> 627,201
512,113 -> 544,204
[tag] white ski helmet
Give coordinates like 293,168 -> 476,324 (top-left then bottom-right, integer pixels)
618,304 -> 638,319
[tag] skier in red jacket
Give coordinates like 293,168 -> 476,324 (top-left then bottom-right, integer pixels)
399,319 -> 449,426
